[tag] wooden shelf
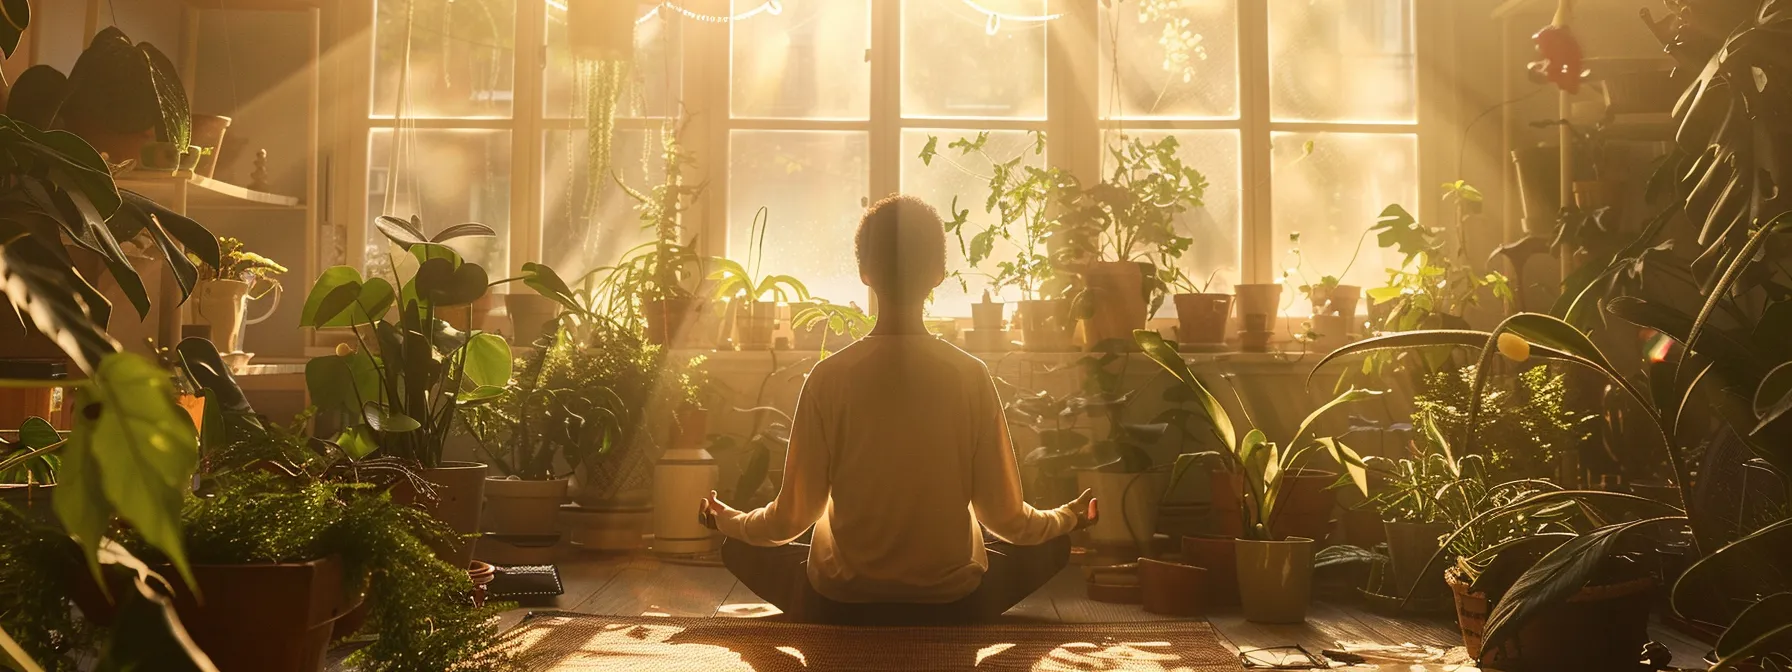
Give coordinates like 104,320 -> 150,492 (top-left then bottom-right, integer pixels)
114,170 -> 303,211
176,0 -> 323,11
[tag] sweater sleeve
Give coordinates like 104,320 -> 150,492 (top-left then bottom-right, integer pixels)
968,368 -> 1078,545
714,373 -> 831,546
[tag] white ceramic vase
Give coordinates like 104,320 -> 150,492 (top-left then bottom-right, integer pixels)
193,278 -> 281,354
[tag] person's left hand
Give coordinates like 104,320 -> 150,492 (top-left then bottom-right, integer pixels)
698,490 -> 731,531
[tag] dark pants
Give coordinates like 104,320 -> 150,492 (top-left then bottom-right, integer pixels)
721,534 -> 1070,625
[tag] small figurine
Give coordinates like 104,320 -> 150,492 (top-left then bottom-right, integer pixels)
249,149 -> 270,191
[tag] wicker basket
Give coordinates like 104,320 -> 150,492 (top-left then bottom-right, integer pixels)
1447,566 -> 1656,669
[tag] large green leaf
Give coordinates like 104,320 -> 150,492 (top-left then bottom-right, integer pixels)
0,0 -> 28,60
54,352 -> 201,589
305,352 -> 382,421
1291,388 -> 1380,447
459,332 -> 511,389
1481,516 -> 1684,654
1135,329 -> 1236,450
1674,517 -> 1792,624
520,261 -> 586,317
1312,437 -> 1367,497
1306,329 -> 1577,389
1717,593 -> 1792,662
1689,213 -> 1792,357
300,267 -> 393,328
0,236 -> 119,374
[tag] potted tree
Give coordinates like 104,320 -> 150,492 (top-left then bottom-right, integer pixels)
1052,135 -> 1206,351
1137,329 -> 1374,623
300,215 -> 513,569
919,131 -> 1077,352
711,207 -> 808,351
189,236 -> 285,364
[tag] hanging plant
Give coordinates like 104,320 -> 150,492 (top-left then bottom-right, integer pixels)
567,0 -> 638,214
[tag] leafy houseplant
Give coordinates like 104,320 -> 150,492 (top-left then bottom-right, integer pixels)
710,207 -> 809,351
1169,268 -> 1232,349
1052,135 -> 1207,350
1136,329 -> 1373,623
919,131 -> 1078,352
301,214 -> 513,567
789,299 -> 875,356
1411,364 -> 1594,482
55,28 -> 195,170
189,236 -> 286,356
591,122 -> 713,346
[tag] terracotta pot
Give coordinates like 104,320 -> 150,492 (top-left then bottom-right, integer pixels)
1447,567 -> 1655,668
75,556 -> 357,672
1384,520 -> 1450,600
1074,469 -> 1168,555
970,301 -> 1005,332
1173,293 -> 1232,346
733,300 -> 776,350
506,292 -> 562,346
1080,261 -> 1147,351
1272,468 -> 1337,544
394,462 -> 488,568
191,114 -> 231,178
469,560 -> 496,608
1209,469 -> 1247,539
1139,557 -> 1207,616
644,296 -> 694,347
1234,284 -> 1282,327
1085,564 -> 1142,604
1019,299 -> 1075,352
482,477 -> 569,537
1236,536 -> 1315,624
1181,535 -> 1239,606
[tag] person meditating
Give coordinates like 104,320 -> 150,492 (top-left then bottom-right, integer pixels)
698,194 -> 1097,624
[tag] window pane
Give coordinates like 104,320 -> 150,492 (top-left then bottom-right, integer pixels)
540,128 -> 666,279
373,0 -> 515,118
1271,132 -> 1418,314
366,129 -> 512,275
728,131 -> 870,306
1099,0 -> 1238,119
900,130 -> 1043,317
545,7 -> 680,119
1103,130 -> 1242,311
1269,0 -> 1415,123
732,0 -> 870,119
902,0 -> 1047,119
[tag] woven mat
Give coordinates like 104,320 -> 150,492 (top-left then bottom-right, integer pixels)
503,612 -> 1243,671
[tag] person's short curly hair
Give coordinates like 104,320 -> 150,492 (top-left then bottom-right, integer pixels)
855,194 -> 946,304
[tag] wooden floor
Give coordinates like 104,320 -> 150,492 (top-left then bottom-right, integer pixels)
462,553 -> 1714,672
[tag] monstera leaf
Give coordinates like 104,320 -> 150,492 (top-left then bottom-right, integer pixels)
0,237 -> 118,374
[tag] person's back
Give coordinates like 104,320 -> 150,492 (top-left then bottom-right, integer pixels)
704,195 -> 1094,622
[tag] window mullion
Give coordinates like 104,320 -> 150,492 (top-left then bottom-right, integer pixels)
1238,0 -> 1273,285
511,0 -> 545,275
871,0 -> 900,203
686,0 -> 731,260
1046,0 -> 1099,183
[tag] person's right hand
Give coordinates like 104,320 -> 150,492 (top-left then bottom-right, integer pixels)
1068,489 -> 1098,531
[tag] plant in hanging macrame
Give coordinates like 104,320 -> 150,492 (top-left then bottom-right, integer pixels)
568,0 -> 637,213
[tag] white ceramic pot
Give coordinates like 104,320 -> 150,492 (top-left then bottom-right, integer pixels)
193,278 -> 281,354
651,407 -> 719,555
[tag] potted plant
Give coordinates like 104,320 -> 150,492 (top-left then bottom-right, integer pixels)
1051,135 -> 1206,351
596,122 -> 716,347
1170,269 -> 1231,350
1315,314 -> 1696,668
0,417 -> 60,521
57,27 -> 190,166
789,299 -> 874,355
458,327 -> 634,555
300,215 -> 513,569
189,236 -> 286,361
919,132 -> 1077,352
711,207 -> 808,351
1137,329 -> 1375,623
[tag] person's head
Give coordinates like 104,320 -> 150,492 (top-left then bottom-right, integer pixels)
856,194 -> 946,306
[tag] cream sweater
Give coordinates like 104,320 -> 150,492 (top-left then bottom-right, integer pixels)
714,335 -> 1078,603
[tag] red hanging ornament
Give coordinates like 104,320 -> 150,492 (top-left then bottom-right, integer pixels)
1528,0 -> 1586,93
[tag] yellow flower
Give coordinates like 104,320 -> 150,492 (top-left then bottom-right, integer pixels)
1497,332 -> 1530,362
335,342 -> 354,357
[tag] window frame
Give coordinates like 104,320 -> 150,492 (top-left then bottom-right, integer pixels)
333,0 -> 1460,316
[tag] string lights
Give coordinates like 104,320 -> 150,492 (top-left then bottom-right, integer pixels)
960,0 -> 1062,34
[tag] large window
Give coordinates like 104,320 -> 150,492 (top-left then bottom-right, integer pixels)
350,0 -> 1424,317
